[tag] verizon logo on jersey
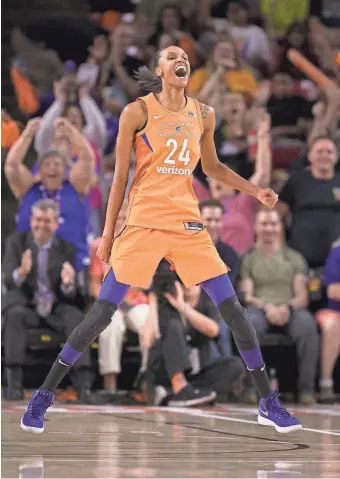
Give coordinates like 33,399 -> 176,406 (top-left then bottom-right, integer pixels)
156,166 -> 194,176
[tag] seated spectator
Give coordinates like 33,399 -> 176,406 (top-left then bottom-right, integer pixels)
212,0 -> 273,76
241,208 -> 319,404
266,73 -> 313,141
316,238 -> 340,403
4,118 -> 95,272
279,136 -> 340,270
208,114 -> 272,255
90,202 -> 150,393
2,199 -> 91,400
148,4 -> 200,69
187,36 -> 258,103
199,199 -> 240,285
145,276 -> 244,405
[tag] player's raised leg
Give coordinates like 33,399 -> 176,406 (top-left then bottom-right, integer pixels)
21,269 -> 130,433
201,273 -> 302,433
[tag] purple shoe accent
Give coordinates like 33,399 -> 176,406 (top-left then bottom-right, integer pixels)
201,273 -> 235,307
21,389 -> 54,433
240,347 -> 264,370
59,342 -> 82,366
258,390 -> 302,433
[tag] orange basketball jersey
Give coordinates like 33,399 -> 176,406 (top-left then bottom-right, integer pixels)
126,93 -> 204,232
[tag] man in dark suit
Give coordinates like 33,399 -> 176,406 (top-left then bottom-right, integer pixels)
2,199 -> 91,400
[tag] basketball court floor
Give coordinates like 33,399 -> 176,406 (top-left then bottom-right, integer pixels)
2,402 -> 340,478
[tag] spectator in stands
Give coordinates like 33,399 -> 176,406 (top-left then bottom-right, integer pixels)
34,79 -> 105,237
208,114 -> 272,255
148,4 -> 200,69
35,80 -> 106,154
90,202 -> 149,394
279,136 -> 340,269
2,199 -> 91,400
11,28 -> 63,100
241,208 -> 319,404
100,22 -> 146,111
4,118 -> 95,272
199,199 -> 240,285
316,238 -> 340,403
212,0 -> 273,76
260,0 -> 309,40
213,91 -> 253,180
187,36 -> 258,103
277,21 -> 321,80
136,0 -> 197,25
145,279 -> 244,405
266,73 -> 313,141
308,86 -> 340,149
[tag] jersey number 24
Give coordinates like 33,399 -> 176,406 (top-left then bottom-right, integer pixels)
164,139 -> 190,166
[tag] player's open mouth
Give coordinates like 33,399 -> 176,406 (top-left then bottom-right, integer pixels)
175,64 -> 188,80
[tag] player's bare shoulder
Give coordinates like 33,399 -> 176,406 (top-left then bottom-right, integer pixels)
120,100 -> 147,131
199,102 -> 216,131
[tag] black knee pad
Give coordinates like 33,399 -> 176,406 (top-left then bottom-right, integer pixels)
68,300 -> 117,352
218,295 -> 258,350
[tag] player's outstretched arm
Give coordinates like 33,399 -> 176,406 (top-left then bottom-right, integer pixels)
97,100 -> 147,263
200,103 -> 278,209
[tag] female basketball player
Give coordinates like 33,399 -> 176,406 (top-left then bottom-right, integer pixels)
22,46 -> 302,434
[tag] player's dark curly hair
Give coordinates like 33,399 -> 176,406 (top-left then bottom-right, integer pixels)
134,49 -> 163,94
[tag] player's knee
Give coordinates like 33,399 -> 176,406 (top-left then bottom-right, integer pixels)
217,295 -> 258,348
68,299 -> 117,351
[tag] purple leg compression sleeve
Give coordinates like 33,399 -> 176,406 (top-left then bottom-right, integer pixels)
201,273 -> 270,397
201,274 -> 236,306
41,269 -> 131,391
98,268 -> 130,305
201,274 -> 264,370
59,269 -> 130,365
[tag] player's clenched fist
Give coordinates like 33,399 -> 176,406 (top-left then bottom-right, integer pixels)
257,188 -> 278,209
96,236 -> 113,263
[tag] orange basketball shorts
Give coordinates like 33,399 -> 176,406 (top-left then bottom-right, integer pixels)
109,226 -> 229,288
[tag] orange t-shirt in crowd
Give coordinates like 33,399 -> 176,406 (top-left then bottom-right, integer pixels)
90,238 -> 149,304
187,67 -> 258,98
126,92 -> 204,232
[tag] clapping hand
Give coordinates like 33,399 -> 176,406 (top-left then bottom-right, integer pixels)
61,261 -> 75,285
19,249 -> 32,278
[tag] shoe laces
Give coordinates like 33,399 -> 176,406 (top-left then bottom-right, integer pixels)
28,391 -> 53,418
267,390 -> 293,419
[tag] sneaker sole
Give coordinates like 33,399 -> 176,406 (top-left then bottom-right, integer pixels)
20,418 -> 44,434
257,415 -> 302,433
168,391 -> 216,407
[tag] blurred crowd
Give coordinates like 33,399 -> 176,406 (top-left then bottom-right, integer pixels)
2,0 -> 340,407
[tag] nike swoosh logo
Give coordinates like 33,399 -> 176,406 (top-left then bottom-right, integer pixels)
259,407 -> 268,416
58,359 -> 69,367
154,115 -> 165,119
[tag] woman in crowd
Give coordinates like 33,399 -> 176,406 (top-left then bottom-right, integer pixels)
187,36 -> 258,103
